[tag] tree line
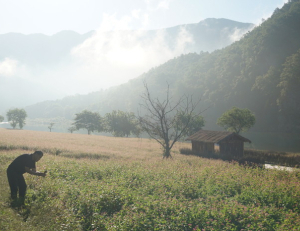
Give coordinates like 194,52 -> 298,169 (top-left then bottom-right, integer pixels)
2,97 -> 255,159
70,110 -> 141,137
0,108 -> 27,129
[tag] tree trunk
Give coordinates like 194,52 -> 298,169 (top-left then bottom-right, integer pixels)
163,145 -> 172,159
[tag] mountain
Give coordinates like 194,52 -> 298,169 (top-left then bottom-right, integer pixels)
0,18 -> 253,114
0,19 -> 252,65
23,0 -> 300,151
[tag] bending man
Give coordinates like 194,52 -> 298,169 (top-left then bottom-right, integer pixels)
7,151 -> 46,204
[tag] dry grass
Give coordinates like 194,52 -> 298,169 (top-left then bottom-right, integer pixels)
0,128 -> 190,160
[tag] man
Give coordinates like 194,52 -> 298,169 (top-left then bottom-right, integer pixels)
7,151 -> 47,204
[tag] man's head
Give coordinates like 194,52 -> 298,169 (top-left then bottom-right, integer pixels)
32,151 -> 43,162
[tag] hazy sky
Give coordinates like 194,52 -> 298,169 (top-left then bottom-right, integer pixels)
0,0 -> 287,35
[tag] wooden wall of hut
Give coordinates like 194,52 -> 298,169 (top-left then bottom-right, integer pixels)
192,141 -> 214,154
219,140 -> 244,157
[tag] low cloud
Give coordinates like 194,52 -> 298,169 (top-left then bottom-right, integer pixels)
228,26 -> 255,42
16,25 -> 195,96
0,58 -> 18,76
68,18 -> 194,93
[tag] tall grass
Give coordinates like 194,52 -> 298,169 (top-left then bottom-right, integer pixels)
1,128 -> 300,230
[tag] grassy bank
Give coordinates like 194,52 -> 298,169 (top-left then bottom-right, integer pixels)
1,128 -> 300,230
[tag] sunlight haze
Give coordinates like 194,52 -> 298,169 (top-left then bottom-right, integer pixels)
0,0 -> 288,109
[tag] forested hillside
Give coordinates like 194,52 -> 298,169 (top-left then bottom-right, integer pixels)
25,0 -> 300,150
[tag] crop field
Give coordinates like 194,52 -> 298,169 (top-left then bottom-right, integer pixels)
0,128 -> 300,230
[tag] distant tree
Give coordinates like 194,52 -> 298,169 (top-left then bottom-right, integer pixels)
217,107 -> 255,134
0,115 -> 4,122
175,111 -> 205,138
48,122 -> 55,132
138,82 -> 202,159
73,110 -> 103,135
132,123 -> 142,138
68,126 -> 77,134
104,110 -> 139,137
6,108 -> 27,129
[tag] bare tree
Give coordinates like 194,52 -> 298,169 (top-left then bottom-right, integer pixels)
138,82 -> 203,158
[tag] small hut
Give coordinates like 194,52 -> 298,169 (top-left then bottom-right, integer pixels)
186,130 -> 251,157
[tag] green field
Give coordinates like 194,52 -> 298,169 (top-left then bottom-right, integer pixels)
0,129 -> 300,230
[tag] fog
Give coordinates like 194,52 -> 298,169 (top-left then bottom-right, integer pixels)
0,15 -> 254,115
70,28 -> 194,90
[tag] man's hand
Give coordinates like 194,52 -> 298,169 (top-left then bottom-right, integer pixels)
25,167 -> 47,177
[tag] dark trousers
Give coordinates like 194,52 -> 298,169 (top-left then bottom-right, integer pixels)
6,168 -> 27,199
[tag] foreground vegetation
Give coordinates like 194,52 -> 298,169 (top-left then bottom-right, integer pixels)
1,129 -> 300,230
